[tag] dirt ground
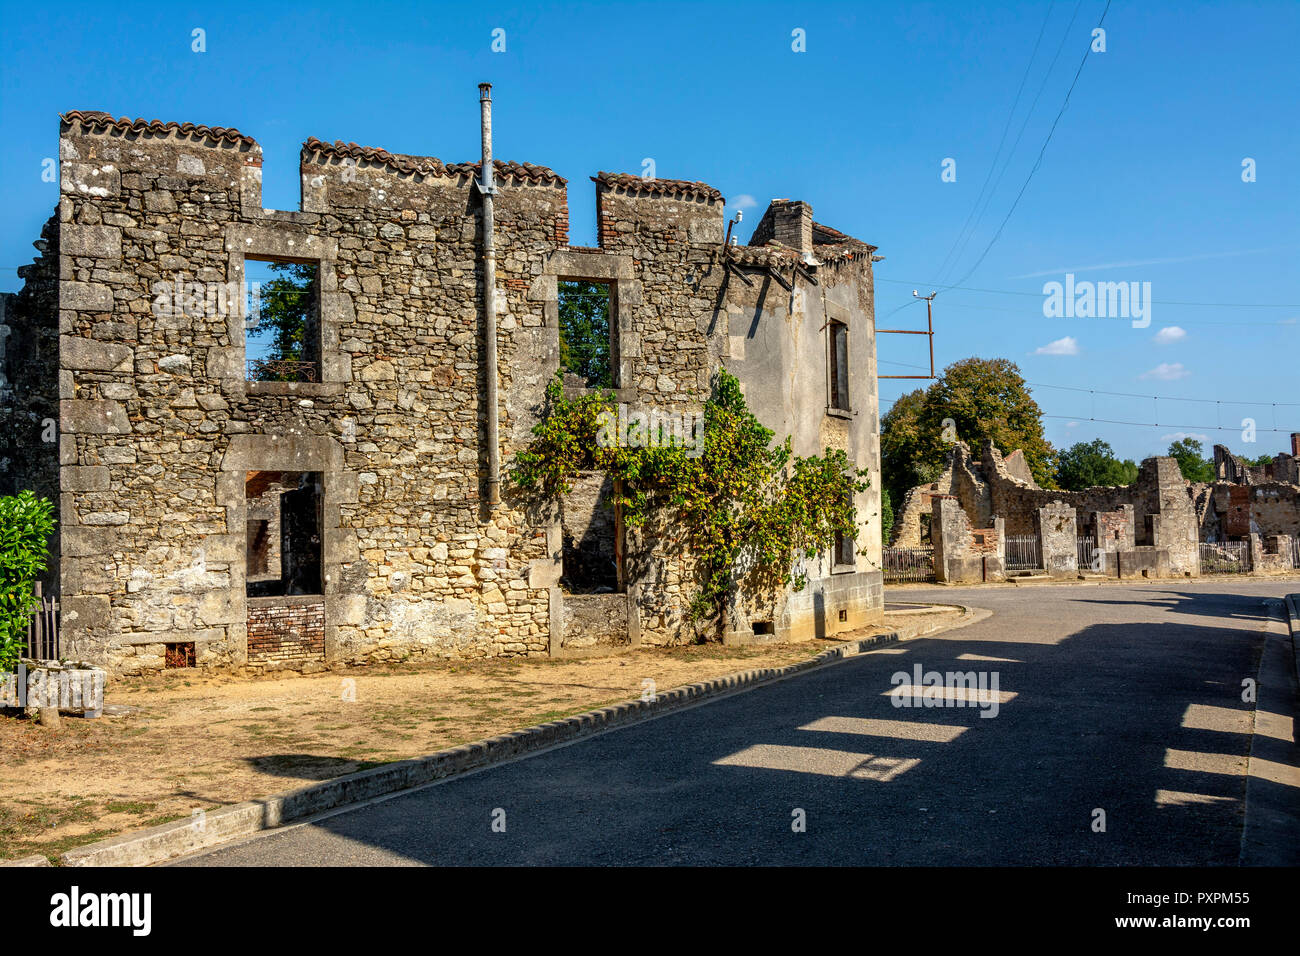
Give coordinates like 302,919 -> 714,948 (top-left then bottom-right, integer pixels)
0,606 -> 964,861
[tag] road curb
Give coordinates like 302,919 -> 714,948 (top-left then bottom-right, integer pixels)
43,621 -> 961,868
1239,596 -> 1300,864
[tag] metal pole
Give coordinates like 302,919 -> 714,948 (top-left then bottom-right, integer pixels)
479,83 -> 501,507
926,294 -> 935,378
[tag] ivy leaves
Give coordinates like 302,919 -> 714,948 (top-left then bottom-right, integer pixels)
513,371 -> 868,629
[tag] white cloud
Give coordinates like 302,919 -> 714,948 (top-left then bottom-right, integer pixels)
1140,362 -> 1189,381
1153,326 -> 1186,344
1034,335 -> 1079,356
1065,421 -> 1080,429
731,194 -> 759,211
1161,432 -> 1208,443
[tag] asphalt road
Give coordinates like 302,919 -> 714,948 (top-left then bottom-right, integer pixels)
177,579 -> 1295,866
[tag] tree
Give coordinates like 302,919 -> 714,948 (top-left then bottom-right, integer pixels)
247,262 -> 317,379
557,280 -> 612,388
881,357 -> 1057,504
880,487 -> 894,545
1167,437 -> 1214,483
513,370 -> 868,630
1055,439 -> 1139,490
0,492 -> 56,673
880,388 -> 935,508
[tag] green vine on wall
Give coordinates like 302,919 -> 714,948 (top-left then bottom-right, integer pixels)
513,370 -> 869,630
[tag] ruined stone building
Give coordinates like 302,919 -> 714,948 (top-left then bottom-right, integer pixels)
892,435 -> 1300,583
0,104 -> 885,675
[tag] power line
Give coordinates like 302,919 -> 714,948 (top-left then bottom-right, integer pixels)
932,1 -> 1057,285
875,358 -> 1300,407
876,276 -> 1300,309
945,0 -> 1113,291
940,0 -> 1084,287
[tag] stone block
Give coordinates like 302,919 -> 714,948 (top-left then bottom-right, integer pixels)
61,466 -> 110,492
61,400 -> 131,434
60,281 -> 113,312
60,335 -> 132,372
63,225 -> 122,260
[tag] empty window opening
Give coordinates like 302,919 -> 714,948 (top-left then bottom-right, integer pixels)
752,620 -> 775,635
165,642 -> 196,668
558,280 -> 613,388
838,609 -> 848,622
245,470 -> 323,598
828,320 -> 850,411
834,528 -> 856,568
245,259 -> 320,382
833,489 -> 856,569
560,472 -> 624,594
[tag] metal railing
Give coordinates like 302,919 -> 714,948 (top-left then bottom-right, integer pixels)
1199,541 -> 1250,574
882,546 -> 936,583
1077,535 -> 1096,571
1005,534 -> 1042,571
246,358 -> 318,383
25,581 -> 59,661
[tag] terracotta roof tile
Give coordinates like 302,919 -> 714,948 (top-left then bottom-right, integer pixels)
593,171 -> 723,203
448,159 -> 566,186
303,138 -> 565,185
60,111 -> 257,147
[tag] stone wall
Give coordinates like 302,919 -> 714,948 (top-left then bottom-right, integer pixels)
1,109 -> 886,675
724,199 -> 884,642
896,440 -> 1200,577
932,495 -> 1006,584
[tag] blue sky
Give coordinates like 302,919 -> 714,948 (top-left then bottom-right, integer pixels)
2,0 -> 1296,463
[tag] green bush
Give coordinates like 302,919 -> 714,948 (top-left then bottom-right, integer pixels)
513,370 -> 869,627
0,492 -> 57,673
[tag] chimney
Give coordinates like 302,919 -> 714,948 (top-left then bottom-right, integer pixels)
1290,432 -> 1300,458
771,200 -> 813,256
750,199 -> 813,256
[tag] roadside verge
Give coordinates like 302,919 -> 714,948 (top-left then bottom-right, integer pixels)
34,605 -> 978,867
1238,595 -> 1300,864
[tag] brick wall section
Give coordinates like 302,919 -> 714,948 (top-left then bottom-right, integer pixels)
246,598 -> 325,666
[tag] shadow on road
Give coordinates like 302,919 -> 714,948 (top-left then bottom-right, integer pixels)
204,597 -> 1283,866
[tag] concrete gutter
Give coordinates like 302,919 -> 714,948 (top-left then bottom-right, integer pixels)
1238,595 -> 1300,864
42,612 -> 979,868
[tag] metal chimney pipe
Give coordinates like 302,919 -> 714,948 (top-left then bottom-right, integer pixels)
479,82 -> 501,507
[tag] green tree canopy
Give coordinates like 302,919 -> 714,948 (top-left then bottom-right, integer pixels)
247,262 -> 317,380
557,280 -> 612,388
1055,439 -> 1139,490
1167,437 -> 1215,483
881,357 -> 1057,505
0,491 -> 56,672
